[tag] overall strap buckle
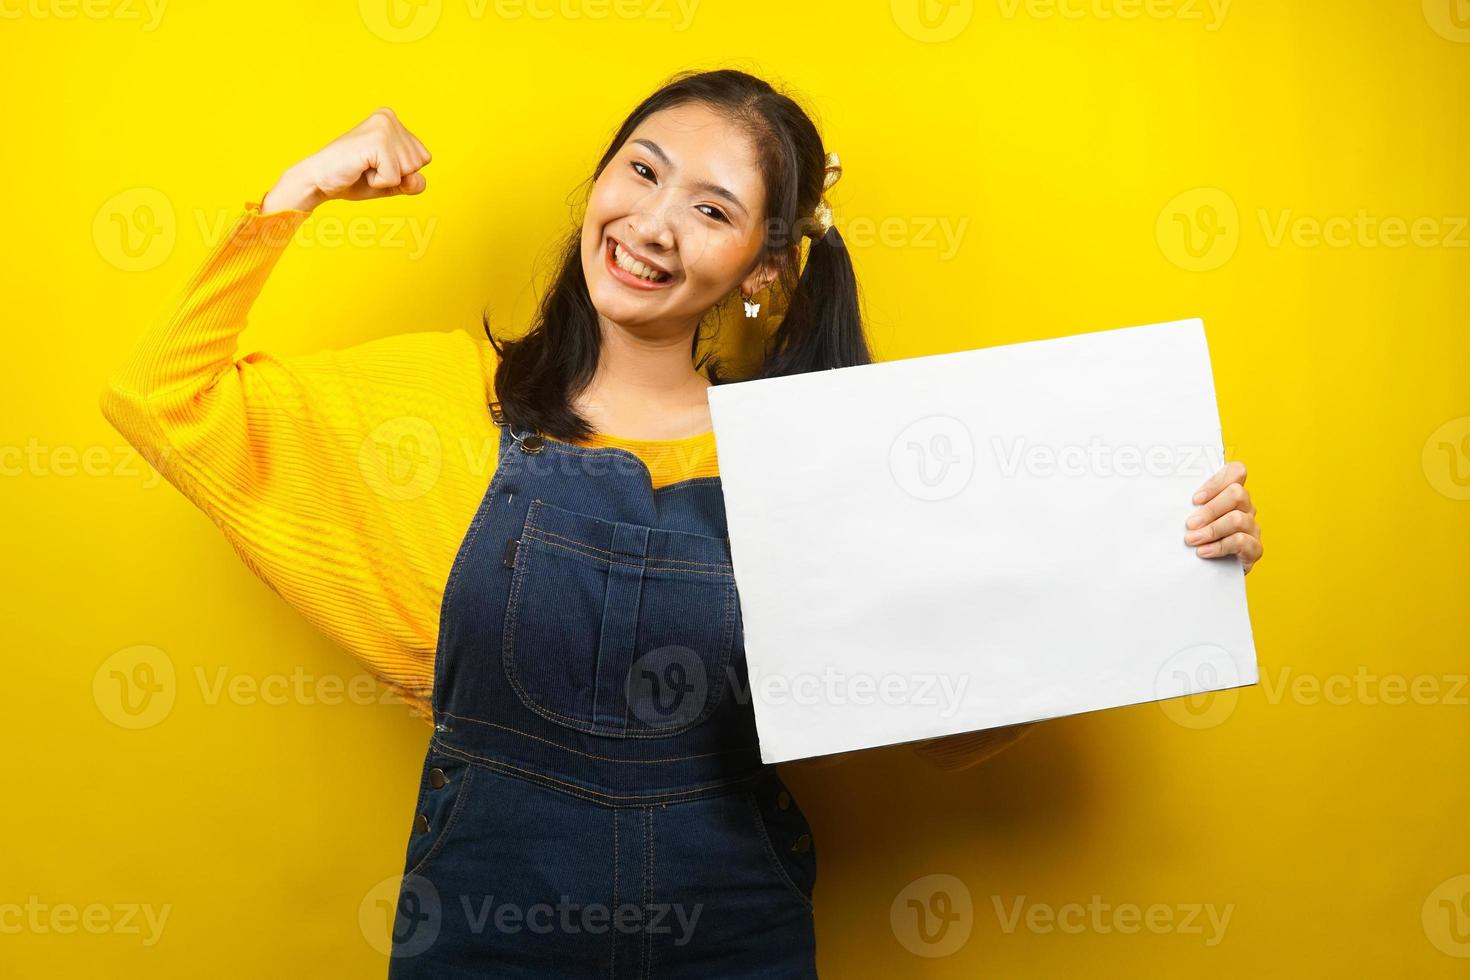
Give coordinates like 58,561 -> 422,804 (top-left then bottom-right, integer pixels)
490,401 -> 545,453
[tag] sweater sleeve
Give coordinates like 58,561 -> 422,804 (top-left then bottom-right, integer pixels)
98,199 -> 500,725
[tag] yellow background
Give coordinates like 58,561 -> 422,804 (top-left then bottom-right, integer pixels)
4,0 -> 1468,974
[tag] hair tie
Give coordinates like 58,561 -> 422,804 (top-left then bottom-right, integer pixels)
806,151 -> 842,239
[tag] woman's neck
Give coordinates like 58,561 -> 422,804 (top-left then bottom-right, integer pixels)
573,320 -> 713,440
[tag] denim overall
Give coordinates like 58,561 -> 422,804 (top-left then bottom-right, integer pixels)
386,407 -> 819,978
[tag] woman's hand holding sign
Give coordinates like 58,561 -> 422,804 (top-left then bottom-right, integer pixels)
1186,460 -> 1263,574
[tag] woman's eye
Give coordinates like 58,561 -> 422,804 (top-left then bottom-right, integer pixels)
628,161 -> 726,223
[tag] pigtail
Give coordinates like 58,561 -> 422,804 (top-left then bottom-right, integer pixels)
754,226 -> 873,380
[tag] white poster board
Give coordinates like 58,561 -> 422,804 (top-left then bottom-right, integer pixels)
708,318 -> 1259,764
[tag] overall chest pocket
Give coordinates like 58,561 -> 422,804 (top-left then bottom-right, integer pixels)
502,498 -> 738,738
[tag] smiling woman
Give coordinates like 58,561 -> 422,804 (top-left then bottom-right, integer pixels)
488,73 -> 874,447
453,71 -> 885,975
98,68 -> 1030,977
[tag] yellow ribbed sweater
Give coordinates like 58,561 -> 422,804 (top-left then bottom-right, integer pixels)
99,198 -> 1030,770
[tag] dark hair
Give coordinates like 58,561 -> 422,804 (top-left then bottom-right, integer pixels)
482,67 -> 873,441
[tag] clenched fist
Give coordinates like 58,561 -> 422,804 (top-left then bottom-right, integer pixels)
261,107 -> 432,214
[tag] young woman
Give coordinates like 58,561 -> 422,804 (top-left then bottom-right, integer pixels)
101,68 -> 1264,976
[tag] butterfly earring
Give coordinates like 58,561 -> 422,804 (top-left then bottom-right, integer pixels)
742,288 -> 761,318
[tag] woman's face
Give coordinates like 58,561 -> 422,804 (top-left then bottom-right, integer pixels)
580,102 -> 777,339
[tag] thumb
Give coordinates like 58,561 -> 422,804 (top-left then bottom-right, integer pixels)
393,172 -> 427,196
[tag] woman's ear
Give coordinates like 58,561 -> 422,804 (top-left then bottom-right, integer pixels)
740,247 -> 795,297
739,265 -> 775,298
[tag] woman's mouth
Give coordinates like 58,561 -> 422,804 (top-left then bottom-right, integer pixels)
605,237 -> 675,290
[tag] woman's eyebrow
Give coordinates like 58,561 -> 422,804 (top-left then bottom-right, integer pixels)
631,138 -> 748,216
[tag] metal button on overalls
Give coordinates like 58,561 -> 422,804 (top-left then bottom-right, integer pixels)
386,415 -> 818,978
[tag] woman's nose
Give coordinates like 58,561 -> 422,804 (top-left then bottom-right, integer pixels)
626,206 -> 678,251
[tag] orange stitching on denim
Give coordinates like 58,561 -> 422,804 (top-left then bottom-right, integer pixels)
523,531 -> 734,578
642,807 -> 653,979
437,710 -> 758,763
430,740 -> 760,804
502,500 -> 737,737
404,763 -> 477,881
747,790 -> 815,911
611,811 -> 620,980
499,561 -> 738,736
431,428 -> 519,713
527,523 -> 732,571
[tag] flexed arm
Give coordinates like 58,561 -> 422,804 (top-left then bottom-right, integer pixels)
104,106 -> 433,407
98,110 -> 494,723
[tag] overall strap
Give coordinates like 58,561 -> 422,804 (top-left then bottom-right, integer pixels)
489,400 -> 545,454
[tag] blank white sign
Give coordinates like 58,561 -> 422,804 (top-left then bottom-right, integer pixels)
708,318 -> 1259,764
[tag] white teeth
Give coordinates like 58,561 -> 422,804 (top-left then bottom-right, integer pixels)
613,242 -> 668,282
